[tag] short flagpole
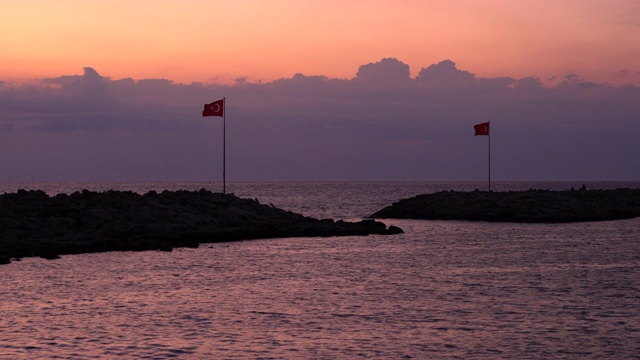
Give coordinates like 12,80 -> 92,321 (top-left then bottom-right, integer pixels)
488,121 -> 491,191
223,97 -> 226,194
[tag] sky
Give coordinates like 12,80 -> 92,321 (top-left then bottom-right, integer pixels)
1,0 -> 639,182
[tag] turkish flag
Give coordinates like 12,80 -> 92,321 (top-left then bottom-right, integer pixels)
203,99 -> 224,117
474,122 -> 489,136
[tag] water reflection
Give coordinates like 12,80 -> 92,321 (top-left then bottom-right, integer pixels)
2,182 -> 640,358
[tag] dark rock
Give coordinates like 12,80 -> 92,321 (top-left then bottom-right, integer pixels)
0,189 -> 402,264
370,188 -> 640,223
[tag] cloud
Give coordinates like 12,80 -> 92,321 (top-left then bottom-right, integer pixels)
44,67 -> 111,99
0,59 -> 639,181
416,60 -> 475,88
355,58 -> 412,87
513,77 -> 545,93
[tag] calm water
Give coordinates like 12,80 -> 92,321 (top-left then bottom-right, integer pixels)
2,181 -> 640,359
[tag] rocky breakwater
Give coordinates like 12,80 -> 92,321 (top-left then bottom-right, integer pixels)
0,189 -> 402,264
370,188 -> 640,223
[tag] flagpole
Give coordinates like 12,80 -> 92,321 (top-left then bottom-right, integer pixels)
223,97 -> 226,194
488,121 -> 491,191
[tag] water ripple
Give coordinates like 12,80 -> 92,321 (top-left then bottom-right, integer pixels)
2,182 -> 640,358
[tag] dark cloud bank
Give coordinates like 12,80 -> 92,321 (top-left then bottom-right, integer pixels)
1,58 -> 639,182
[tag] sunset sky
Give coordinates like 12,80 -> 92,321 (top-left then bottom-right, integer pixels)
1,1 -> 639,182
2,0 -> 639,85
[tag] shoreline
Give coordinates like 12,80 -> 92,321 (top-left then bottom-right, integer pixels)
0,189 -> 402,265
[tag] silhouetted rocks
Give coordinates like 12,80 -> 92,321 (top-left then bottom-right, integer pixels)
370,188 -> 640,223
0,189 -> 402,264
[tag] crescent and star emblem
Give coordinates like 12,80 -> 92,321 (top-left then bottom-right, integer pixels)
482,125 -> 488,133
212,104 -> 221,112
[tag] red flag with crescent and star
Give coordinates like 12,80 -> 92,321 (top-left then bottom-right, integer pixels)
203,99 -> 224,117
474,122 -> 489,136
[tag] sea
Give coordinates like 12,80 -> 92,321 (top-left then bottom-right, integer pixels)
1,181 -> 639,359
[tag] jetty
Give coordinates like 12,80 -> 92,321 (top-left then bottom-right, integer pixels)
0,189 -> 402,264
370,188 -> 640,223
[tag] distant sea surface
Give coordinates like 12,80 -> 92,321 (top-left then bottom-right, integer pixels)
2,181 -> 640,359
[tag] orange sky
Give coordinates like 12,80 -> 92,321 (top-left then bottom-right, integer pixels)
2,0 -> 639,85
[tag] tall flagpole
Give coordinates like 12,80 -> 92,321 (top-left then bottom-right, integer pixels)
223,97 -> 226,194
488,121 -> 491,191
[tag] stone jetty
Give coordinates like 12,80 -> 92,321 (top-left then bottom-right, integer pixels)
0,189 -> 402,264
370,188 -> 640,223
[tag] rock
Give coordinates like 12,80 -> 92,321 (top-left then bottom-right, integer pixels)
370,188 -> 640,223
0,189 -> 402,264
